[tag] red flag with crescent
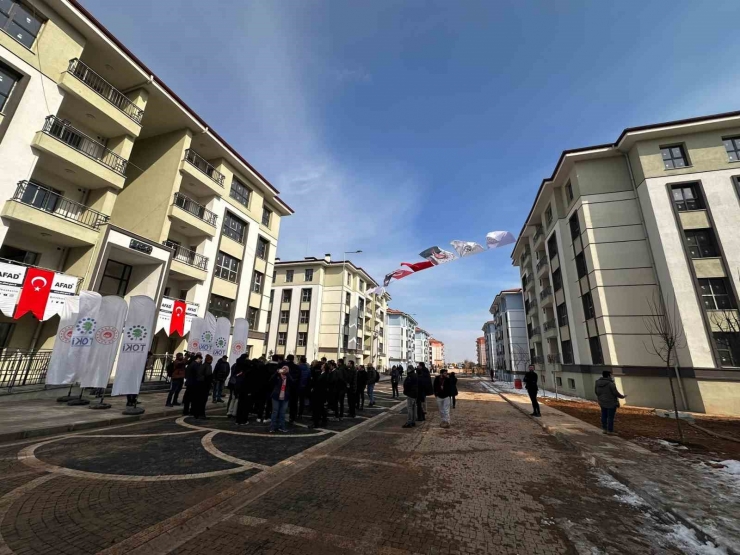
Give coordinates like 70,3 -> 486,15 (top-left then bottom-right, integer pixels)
14,267 -> 54,320
401,260 -> 434,273
170,299 -> 187,336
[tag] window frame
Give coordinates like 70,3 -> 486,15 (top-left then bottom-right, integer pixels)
208,294 -> 233,321
229,176 -> 251,207
670,183 -> 703,212
214,251 -> 240,283
713,332 -> 740,367
282,289 -> 292,303
0,61 -> 21,112
304,268 -> 313,282
575,252 -> 587,279
256,237 -> 269,260
684,229 -> 718,259
699,278 -> 735,310
301,288 -> 312,303
0,1 -> 44,50
222,212 -> 247,244
569,213 -> 580,240
261,207 -> 272,227
565,181 -> 574,204
277,332 -> 286,346
660,144 -> 690,170
279,310 -> 289,324
285,269 -> 294,283
545,204 -> 553,227
98,259 -> 132,298
589,336 -> 604,364
582,291 -> 595,320
251,271 -> 264,294
723,137 -> 740,163
247,306 -> 258,329
299,310 -> 310,324
552,268 -> 563,292
561,339 -> 573,364
297,332 -> 307,347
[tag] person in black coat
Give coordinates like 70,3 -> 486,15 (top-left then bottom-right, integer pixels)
402,367 -> 419,428
416,363 -> 433,421
285,354 -> 301,423
450,371 -> 459,409
523,365 -> 540,417
311,362 -> 330,428
356,365 -> 368,411
182,353 -> 202,416
234,357 -> 252,425
212,355 -> 230,403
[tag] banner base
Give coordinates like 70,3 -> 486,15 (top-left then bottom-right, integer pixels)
67,398 -> 90,406
89,403 -> 111,410
56,395 -> 76,403
122,406 -> 145,415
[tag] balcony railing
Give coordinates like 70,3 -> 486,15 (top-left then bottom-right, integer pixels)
533,226 -> 543,243
536,256 -> 548,273
41,116 -> 128,175
528,302 -> 537,314
0,350 -> 52,391
184,149 -> 225,186
520,250 -> 531,266
531,326 -> 541,336
547,353 -> 561,364
543,319 -> 557,331
532,355 -> 544,364
163,240 -> 209,271
540,286 -> 552,301
67,59 -> 144,124
12,181 -> 109,230
172,192 -> 218,227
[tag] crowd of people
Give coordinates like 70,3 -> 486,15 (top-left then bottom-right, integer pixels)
394,362 -> 458,429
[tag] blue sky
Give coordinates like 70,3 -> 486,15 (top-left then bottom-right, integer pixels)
85,0 -> 740,361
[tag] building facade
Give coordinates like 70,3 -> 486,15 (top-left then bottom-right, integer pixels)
489,289 -> 527,382
481,320 -> 496,374
476,336 -> 486,368
414,327 -> 431,365
0,0 -> 291,361
430,338 -> 445,368
387,309 -> 417,369
265,255 -> 388,367
511,110 -> 740,415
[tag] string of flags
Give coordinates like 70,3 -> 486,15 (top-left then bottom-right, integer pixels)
366,230 -> 515,295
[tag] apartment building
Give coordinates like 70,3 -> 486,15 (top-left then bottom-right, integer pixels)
265,255 -> 389,367
387,309 -> 417,369
430,338 -> 445,368
481,321 -> 495,374
414,327 -> 431,365
0,0 -> 291,359
476,337 -> 486,367
511,110 -> 740,415
489,289 -> 527,382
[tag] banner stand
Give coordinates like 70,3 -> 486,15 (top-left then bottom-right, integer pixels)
89,388 -> 111,410
67,388 -> 90,406
56,384 -> 75,402
122,399 -> 144,416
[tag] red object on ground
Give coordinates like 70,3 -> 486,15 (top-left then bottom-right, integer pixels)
514,379 -> 523,389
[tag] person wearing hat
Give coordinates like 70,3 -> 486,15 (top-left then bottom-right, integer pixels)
595,370 -> 625,434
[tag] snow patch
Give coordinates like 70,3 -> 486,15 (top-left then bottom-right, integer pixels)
666,523 -> 729,555
655,439 -> 689,451
594,471 -> 647,508
713,460 -> 740,476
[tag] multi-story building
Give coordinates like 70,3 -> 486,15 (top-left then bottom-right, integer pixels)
476,336 -> 486,368
414,327 -> 431,365
0,0 -> 291,360
430,338 -> 445,368
481,320 -> 496,374
489,289 -> 527,382
265,255 -> 388,367
387,309 -> 416,369
511,110 -> 740,415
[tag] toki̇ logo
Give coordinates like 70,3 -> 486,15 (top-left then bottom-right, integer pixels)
122,325 -> 148,352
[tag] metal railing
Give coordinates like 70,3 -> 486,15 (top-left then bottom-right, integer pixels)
547,353 -> 561,364
143,354 -> 173,383
540,286 -> 552,301
163,240 -> 209,271
536,256 -> 548,273
0,350 -> 52,391
68,59 -> 144,123
533,226 -> 543,243
520,250 -> 531,265
184,149 -> 225,186
532,326 -> 541,336
528,302 -> 537,314
172,192 -> 218,226
42,116 -> 128,175
543,319 -> 557,331
532,355 -> 544,364
13,181 -> 109,230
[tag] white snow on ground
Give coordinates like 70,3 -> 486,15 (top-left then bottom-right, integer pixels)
654,439 -> 689,451
666,523 -> 729,555
595,470 -> 647,508
712,460 -> 740,476
487,379 -> 590,402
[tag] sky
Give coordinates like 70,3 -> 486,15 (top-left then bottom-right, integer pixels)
85,0 -> 740,361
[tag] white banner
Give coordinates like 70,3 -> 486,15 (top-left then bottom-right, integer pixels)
0,262 -> 26,317
213,317 -> 231,358
450,240 -> 486,258
45,295 -> 80,385
112,296 -> 156,396
188,312 -> 217,357
43,273 -> 79,321
229,318 -> 249,361
79,296 -> 128,389
486,230 -> 515,250
68,291 -> 103,386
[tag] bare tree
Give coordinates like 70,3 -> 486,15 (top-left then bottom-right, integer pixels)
511,343 -> 531,380
643,291 -> 687,442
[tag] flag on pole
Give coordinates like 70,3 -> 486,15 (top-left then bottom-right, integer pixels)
112,296 -> 156,396
384,268 -> 413,287
229,318 -> 249,361
45,295 -> 80,385
419,246 -> 456,265
213,317 -> 231,358
79,295 -> 128,389
450,240 -> 486,258
486,230 -> 516,250
401,260 -> 434,272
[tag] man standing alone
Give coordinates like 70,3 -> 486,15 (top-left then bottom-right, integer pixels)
366,365 -> 378,407
433,368 -> 452,428
523,365 -> 541,417
595,370 -> 625,434
390,366 -> 400,398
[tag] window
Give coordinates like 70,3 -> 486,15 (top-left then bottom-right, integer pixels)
229,177 -> 251,207
685,229 -> 718,259
714,332 -> 740,367
269,290 -> 274,304
251,271 -> 264,293
266,310 -> 271,325
297,332 -> 307,347
547,235 -> 558,260
569,213 -> 580,240
280,310 -> 289,324
247,307 -> 258,329
565,181 -> 574,203
346,272 -> 351,286
358,298 -> 364,313
343,313 -> 349,326
277,332 -> 286,346
343,335 -> 348,349
222,212 -> 247,243
723,137 -> 740,162
0,245 -> 38,265
552,269 -> 563,292
0,1 -> 43,48
661,145 -> 689,169
568,378 -> 576,389
301,288 -> 312,303
0,62 -> 20,112
582,292 -> 595,319
98,260 -> 131,297
209,294 -> 233,320
345,292 -> 351,306
261,207 -> 272,227
305,268 -> 313,282
257,237 -> 269,260
589,336 -> 604,364
359,279 -> 365,292
299,310 -> 309,324
699,278 -> 734,310
285,269 -> 293,283
561,339 -> 573,364
575,252 -> 587,278
671,184 -> 703,211
545,204 -> 553,227
556,377 -> 563,387
215,251 -> 239,283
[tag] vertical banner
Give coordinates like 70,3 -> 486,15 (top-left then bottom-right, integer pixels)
229,318 -> 249,361
112,296 -> 156,396
212,317 -> 231,358
188,317 -> 204,353
0,262 -> 26,317
198,312 -> 217,358
79,296 -> 128,389
69,291 -> 103,385
43,274 -> 78,321
185,303 -> 197,334
45,295 -> 81,385
14,267 -> 54,319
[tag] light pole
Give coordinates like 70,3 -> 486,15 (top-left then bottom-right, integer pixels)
337,250 -> 362,360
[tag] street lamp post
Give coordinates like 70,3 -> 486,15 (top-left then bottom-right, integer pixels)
337,250 -> 362,361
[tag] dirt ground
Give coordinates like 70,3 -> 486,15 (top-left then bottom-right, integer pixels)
541,397 -> 740,461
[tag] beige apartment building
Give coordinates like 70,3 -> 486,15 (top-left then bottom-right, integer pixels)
512,110 -> 740,415
266,256 -> 389,367
0,0 -> 291,362
430,338 -> 444,368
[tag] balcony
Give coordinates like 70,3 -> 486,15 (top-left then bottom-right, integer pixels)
168,192 -> 218,238
180,149 -> 225,197
59,59 -> 143,137
1,181 -> 108,246
163,240 -> 208,281
532,355 -> 544,364
33,116 -> 127,189
547,353 -> 561,364
540,285 -> 553,306
520,249 -> 531,266
533,226 -> 544,248
543,319 -> 557,332
536,256 -> 548,276
527,302 -> 537,315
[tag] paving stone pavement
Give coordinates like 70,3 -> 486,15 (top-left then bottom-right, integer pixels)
0,379 -> 705,554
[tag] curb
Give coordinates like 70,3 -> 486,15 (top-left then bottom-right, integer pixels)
482,380 -> 737,555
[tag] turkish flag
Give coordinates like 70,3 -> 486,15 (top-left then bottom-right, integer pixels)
401,261 -> 434,272
14,267 -> 54,320
170,300 -> 186,336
